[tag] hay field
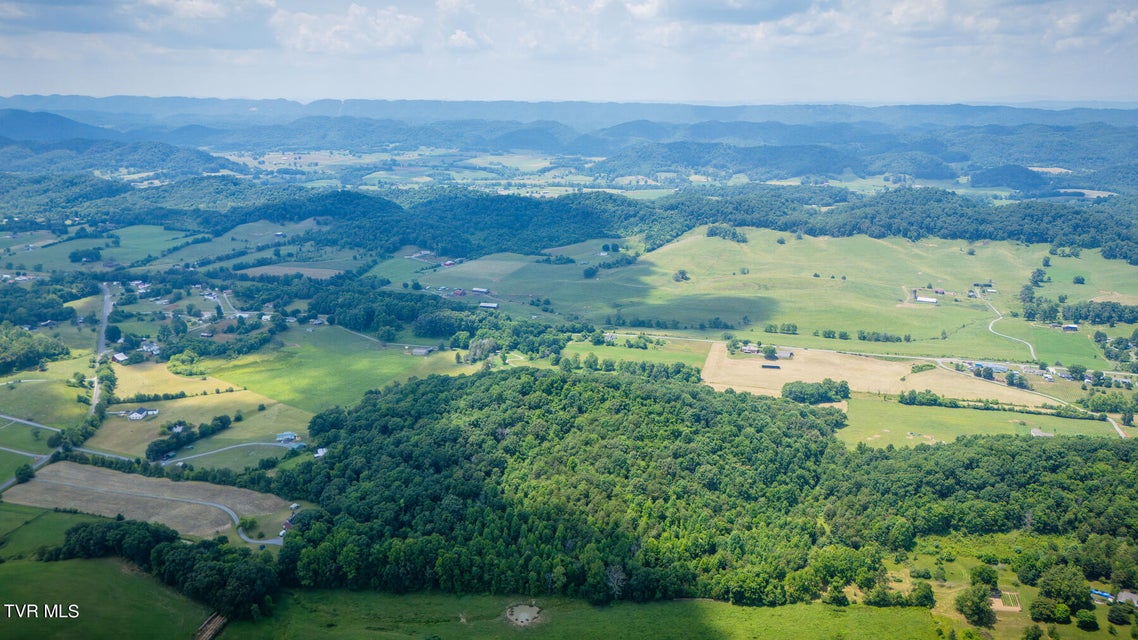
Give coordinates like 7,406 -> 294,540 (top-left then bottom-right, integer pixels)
701,343 -> 1049,406
842,395 -> 1118,448
89,392 -> 310,459
240,265 -> 342,279
2,462 -> 286,537
436,229 -> 1134,362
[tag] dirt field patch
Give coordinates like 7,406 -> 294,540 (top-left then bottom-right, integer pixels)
702,343 -> 1048,407
2,462 -> 286,537
1092,291 -> 1138,305
506,603 -> 542,626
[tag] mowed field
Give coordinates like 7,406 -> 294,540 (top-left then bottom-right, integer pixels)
420,230 -> 1130,363
209,325 -> 472,413
842,395 -> 1123,448
223,591 -> 938,640
2,462 -> 287,538
0,357 -> 97,429
700,343 -> 1051,405
0,558 -> 211,640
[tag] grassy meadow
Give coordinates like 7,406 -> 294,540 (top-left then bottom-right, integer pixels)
841,394 -> 1121,448
0,448 -> 34,483
223,591 -> 939,640
208,325 -> 471,413
0,366 -> 92,429
0,421 -> 56,455
420,229 -> 1135,364
0,504 -> 210,640
0,558 -> 210,640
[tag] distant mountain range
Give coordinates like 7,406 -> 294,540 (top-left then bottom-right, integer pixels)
5,95 -> 1138,130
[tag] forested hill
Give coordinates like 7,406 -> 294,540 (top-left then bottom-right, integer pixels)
224,368 -> 1138,606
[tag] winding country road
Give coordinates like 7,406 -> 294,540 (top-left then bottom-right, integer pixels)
982,298 -> 1037,361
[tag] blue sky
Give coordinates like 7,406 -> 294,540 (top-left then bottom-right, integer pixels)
1,0 -> 1136,105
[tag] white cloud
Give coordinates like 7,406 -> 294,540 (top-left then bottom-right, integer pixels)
270,3 -> 424,55
447,28 -> 480,49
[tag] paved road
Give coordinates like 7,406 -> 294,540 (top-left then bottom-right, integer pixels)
26,477 -> 283,546
0,412 -> 61,431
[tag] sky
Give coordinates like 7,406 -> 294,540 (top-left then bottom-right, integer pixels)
0,0 -> 1136,105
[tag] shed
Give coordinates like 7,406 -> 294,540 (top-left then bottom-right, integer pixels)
915,296 -> 938,304
479,302 -> 499,309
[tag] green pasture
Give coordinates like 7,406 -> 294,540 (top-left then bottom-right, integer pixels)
151,219 -> 317,268
0,230 -> 55,252
560,337 -> 711,368
0,421 -> 56,454
208,325 -> 470,413
365,252 -> 440,283
0,449 -> 34,484
437,230 -> 1138,362
0,503 -> 101,560
40,323 -> 98,353
463,154 -> 554,171
842,394 -> 1120,448
89,393 -> 310,459
181,443 -> 291,472
0,558 -> 210,640
20,237 -> 107,271
0,371 -> 91,429
97,225 -> 193,265
224,591 -> 938,640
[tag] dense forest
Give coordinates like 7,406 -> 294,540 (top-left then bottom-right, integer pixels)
164,367 -> 1138,608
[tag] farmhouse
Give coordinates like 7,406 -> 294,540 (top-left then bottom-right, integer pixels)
112,352 -> 129,364
276,432 -> 299,443
741,344 -> 760,354
128,407 -> 159,421
411,347 -> 436,356
1062,324 -> 1079,332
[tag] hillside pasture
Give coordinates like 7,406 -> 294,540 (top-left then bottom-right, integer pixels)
98,225 -> 194,265
89,391 -> 310,459
0,370 -> 91,429
2,462 -> 287,538
0,503 -> 102,560
180,443 -> 294,471
560,337 -> 711,368
239,264 -> 342,279
209,325 -> 468,413
0,420 -> 56,454
0,558 -> 210,640
842,395 -> 1119,448
441,230 -> 1136,362
150,218 -> 318,268
222,591 -> 938,640
0,448 -> 34,484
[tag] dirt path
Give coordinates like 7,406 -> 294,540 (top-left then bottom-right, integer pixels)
983,298 -> 1036,361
